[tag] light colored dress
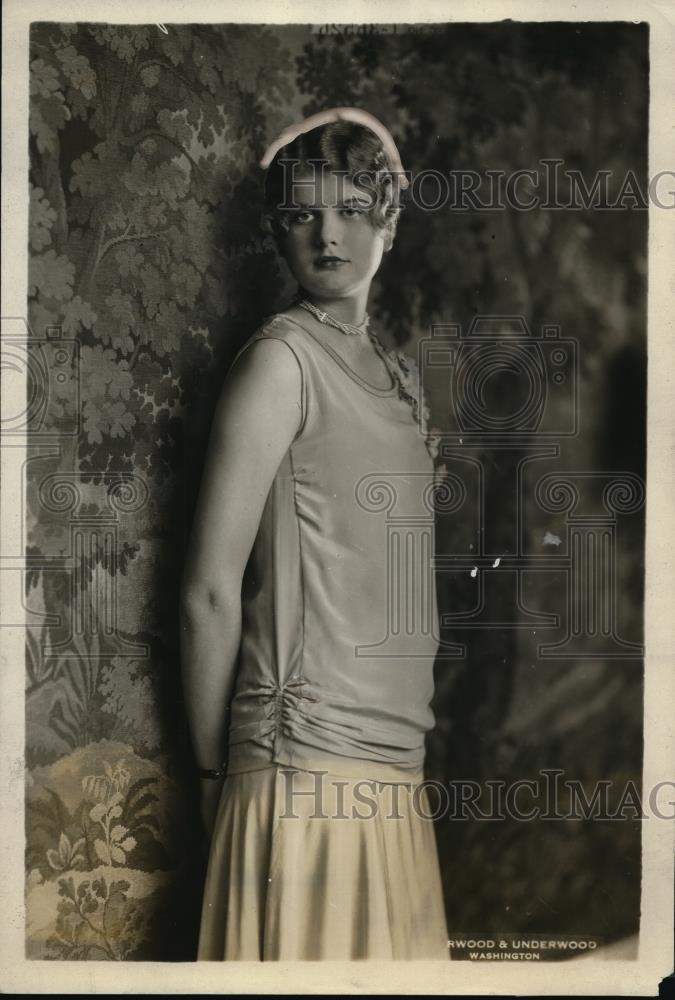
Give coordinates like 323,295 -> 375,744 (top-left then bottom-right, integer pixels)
197,312 -> 448,960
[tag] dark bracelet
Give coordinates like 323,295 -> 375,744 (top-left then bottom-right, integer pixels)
197,764 -> 227,780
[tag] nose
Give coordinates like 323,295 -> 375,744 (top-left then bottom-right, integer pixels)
314,210 -> 340,249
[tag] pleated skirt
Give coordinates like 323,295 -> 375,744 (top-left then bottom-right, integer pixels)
197,764 -> 450,961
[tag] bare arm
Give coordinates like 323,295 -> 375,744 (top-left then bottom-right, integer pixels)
179,337 -> 303,776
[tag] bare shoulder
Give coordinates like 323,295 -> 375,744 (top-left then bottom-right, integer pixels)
228,312 -> 306,372
230,322 -> 302,385
214,327 -> 303,444
257,308 -> 310,340
270,305 -> 311,330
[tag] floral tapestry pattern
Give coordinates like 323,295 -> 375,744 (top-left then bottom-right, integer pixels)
25,22 -> 646,959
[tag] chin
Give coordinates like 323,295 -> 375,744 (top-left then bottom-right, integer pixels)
311,270 -> 365,288
304,279 -> 355,296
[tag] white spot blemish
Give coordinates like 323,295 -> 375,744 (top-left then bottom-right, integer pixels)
543,530 -> 562,546
493,557 -> 501,567
470,567 -> 478,578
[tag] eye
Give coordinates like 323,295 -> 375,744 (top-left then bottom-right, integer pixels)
291,210 -> 315,225
341,207 -> 364,218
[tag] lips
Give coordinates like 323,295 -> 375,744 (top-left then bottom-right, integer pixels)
315,255 -> 347,266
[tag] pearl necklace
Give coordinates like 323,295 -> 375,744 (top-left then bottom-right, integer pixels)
297,298 -> 370,336
297,297 -> 398,394
294,296 -> 440,462
296,295 -> 415,408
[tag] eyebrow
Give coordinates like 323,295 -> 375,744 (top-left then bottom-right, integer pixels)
286,194 -> 373,211
338,195 -> 371,206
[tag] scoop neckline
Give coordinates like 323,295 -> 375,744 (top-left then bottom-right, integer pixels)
277,313 -> 399,397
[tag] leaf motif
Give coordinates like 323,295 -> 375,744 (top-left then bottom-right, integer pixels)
171,260 -> 201,308
28,249 -> 75,301
131,815 -> 161,835
31,97 -> 71,154
70,151 -> 104,198
155,160 -> 190,204
83,398 -> 136,445
140,64 -> 160,88
58,876 -> 76,901
157,108 -> 193,148
82,773 -> 111,804
46,848 -> 63,870
102,883 -> 128,944
92,877 -> 107,899
125,791 -> 158,822
29,184 -> 57,251
71,141 -> 128,204
56,45 -> 97,100
61,295 -> 97,335
30,59 -> 61,99
96,25 -> 150,63
109,400 -> 136,438
94,838 -> 111,865
111,762 -> 131,793
89,803 -> 107,824
80,344 -> 133,400
124,776 -> 160,808
115,244 -> 144,278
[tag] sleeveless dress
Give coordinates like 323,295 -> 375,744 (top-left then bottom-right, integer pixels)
197,312 -> 449,961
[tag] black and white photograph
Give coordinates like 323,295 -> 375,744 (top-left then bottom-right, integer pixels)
1,0 -> 673,994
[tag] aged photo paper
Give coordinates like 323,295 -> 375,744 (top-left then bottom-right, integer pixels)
1,0 -> 673,994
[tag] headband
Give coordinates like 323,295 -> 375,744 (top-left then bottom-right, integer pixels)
259,106 -> 409,190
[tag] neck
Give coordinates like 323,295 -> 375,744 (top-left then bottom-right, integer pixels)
298,289 -> 369,326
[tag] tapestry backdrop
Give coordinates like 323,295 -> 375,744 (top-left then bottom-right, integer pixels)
25,22 -> 646,959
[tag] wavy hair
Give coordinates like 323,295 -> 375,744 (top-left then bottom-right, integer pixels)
261,121 -> 403,252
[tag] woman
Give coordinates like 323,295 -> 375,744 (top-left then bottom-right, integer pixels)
180,109 -> 449,961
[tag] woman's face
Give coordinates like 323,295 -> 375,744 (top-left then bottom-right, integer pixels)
279,169 -> 389,302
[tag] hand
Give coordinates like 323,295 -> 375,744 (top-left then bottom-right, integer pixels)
200,774 -> 226,841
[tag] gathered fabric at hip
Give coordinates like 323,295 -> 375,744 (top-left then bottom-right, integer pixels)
198,763 -> 450,961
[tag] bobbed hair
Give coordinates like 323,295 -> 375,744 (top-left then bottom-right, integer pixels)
260,121 -> 403,252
